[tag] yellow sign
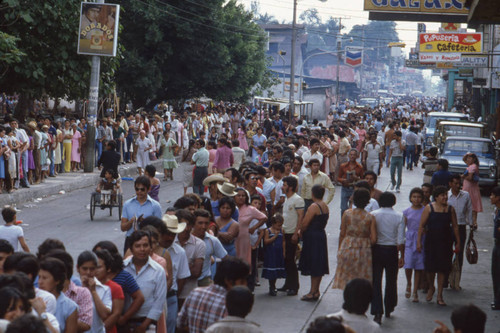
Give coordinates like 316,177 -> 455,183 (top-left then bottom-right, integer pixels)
78,3 -> 120,57
419,33 -> 483,53
364,0 -> 468,14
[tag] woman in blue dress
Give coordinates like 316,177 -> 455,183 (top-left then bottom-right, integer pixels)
214,196 -> 239,256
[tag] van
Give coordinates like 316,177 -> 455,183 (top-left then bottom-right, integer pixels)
424,112 -> 469,148
433,121 -> 486,151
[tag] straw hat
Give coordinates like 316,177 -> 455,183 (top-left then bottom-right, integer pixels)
217,182 -> 237,197
202,173 -> 228,187
162,214 -> 186,234
27,121 -> 37,129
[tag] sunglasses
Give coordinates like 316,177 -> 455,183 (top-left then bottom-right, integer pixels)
250,176 -> 258,180
135,187 -> 147,192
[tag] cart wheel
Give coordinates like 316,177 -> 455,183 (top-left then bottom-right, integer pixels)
118,194 -> 123,220
90,194 -> 96,221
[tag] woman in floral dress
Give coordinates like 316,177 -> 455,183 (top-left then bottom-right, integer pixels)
333,188 -> 377,289
159,131 -> 178,181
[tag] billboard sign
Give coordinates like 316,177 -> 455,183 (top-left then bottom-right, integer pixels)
363,0 -> 468,22
419,53 -> 461,63
405,59 -> 435,69
457,54 -> 488,68
419,33 -> 483,53
78,3 -> 120,57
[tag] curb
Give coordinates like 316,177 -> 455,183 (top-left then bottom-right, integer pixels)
0,160 -> 163,208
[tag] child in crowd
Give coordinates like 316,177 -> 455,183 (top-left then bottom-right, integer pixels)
249,195 -> 266,286
262,213 -> 286,296
96,169 -> 120,206
0,206 -> 29,252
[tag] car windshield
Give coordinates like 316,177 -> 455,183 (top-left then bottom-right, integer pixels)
443,140 -> 493,156
443,125 -> 482,137
426,116 -> 468,128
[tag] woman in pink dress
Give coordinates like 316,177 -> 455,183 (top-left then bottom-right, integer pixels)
355,122 -> 367,153
70,123 -> 82,171
234,187 -> 267,266
238,124 -> 249,151
462,153 -> 482,227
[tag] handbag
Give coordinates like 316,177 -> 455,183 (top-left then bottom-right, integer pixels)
448,254 -> 461,290
466,230 -> 478,264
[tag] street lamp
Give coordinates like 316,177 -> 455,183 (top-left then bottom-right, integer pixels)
278,50 -> 287,98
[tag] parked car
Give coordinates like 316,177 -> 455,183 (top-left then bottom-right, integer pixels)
424,112 -> 469,148
433,121 -> 486,152
440,136 -> 497,188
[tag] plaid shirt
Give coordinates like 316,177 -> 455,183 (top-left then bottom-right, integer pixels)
64,281 -> 93,326
177,284 -> 227,333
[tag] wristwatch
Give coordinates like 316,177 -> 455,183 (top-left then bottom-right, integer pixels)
40,312 -> 48,321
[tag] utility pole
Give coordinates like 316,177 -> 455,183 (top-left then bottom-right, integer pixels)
336,18 -> 342,108
289,0 -> 298,122
84,0 -> 104,172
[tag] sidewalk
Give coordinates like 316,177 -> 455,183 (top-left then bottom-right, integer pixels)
0,160 -> 162,208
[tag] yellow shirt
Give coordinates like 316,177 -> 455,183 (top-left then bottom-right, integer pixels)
301,171 -> 335,204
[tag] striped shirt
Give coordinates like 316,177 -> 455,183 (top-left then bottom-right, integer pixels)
112,269 -> 140,296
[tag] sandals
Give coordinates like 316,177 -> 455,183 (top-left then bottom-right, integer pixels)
412,293 -> 419,303
405,285 -> 411,299
437,298 -> 447,306
426,287 -> 435,303
300,293 -> 320,302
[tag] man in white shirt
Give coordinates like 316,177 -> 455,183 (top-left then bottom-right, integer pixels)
191,209 -> 228,286
370,192 -> 405,325
301,138 -> 323,166
291,156 -> 309,195
231,139 -> 246,170
10,119 -> 30,188
363,132 -> 383,174
123,230 -> 167,332
328,278 -> 381,333
278,176 -> 304,296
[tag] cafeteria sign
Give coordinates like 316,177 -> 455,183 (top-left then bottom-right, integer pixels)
419,33 -> 483,54
78,3 -> 120,57
363,0 -> 469,22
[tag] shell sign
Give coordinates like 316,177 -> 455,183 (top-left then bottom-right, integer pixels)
419,33 -> 483,53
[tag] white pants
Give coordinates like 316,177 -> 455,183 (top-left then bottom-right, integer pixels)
366,158 -> 380,173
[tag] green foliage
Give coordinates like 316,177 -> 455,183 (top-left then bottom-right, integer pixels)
0,0 -> 119,105
0,32 -> 25,72
116,0 -> 271,106
296,10 -> 340,52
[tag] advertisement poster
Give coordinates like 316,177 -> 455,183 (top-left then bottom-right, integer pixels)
419,33 -> 483,53
78,3 -> 120,57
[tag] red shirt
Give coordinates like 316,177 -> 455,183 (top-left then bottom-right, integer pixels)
105,280 -> 124,333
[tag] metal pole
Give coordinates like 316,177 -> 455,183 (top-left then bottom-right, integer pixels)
84,0 -> 104,172
336,18 -> 342,108
289,0 -> 297,122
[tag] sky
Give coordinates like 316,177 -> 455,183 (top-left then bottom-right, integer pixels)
236,0 -> 446,55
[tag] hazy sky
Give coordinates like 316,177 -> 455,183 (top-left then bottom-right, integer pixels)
237,0 -> 447,54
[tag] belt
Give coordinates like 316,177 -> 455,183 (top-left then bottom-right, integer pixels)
167,290 -> 177,298
374,244 -> 397,249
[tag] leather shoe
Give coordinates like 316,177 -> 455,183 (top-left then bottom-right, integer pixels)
269,289 -> 277,296
492,303 -> 500,310
287,289 -> 298,296
373,314 -> 382,325
277,286 -> 288,292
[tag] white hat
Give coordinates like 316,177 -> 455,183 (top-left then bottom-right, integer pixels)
162,214 -> 186,234
217,182 -> 237,197
202,173 -> 228,187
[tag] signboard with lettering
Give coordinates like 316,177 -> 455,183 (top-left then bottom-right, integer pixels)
457,54 -> 488,68
419,53 -> 461,63
405,59 -> 436,69
364,0 -> 469,22
419,33 -> 483,53
78,3 -> 120,57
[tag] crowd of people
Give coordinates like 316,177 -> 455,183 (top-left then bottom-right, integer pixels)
0,97 -> 496,333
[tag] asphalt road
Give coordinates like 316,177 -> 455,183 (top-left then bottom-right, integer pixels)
17,165 -> 500,333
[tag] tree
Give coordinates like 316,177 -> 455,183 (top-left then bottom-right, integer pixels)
0,32 -> 24,78
0,0 -> 119,120
297,10 -> 340,52
116,0 -> 272,106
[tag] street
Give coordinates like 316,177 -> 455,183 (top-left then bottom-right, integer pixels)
18,165 -> 500,333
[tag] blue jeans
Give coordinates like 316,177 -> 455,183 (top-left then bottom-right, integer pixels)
49,150 -> 55,176
341,186 -> 354,217
125,134 -> 133,162
385,145 -> 391,164
21,150 -> 29,181
406,145 -> 416,168
95,141 -> 102,166
167,295 -> 178,333
390,156 -> 403,188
